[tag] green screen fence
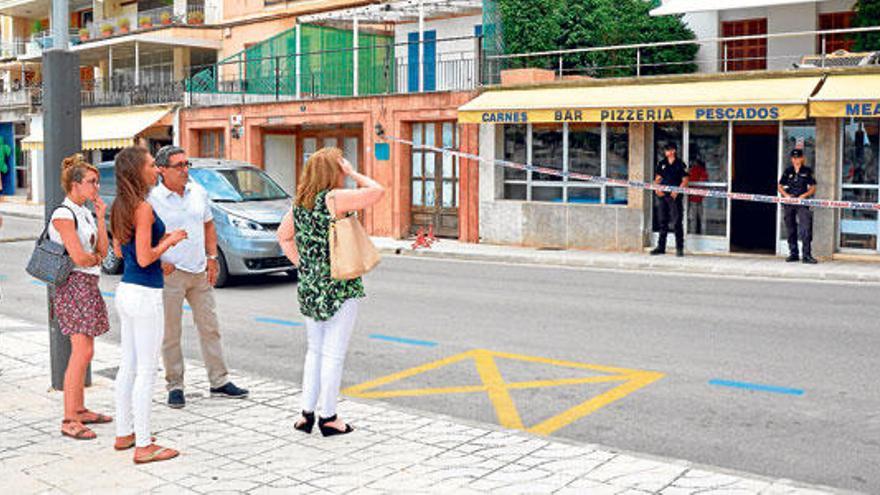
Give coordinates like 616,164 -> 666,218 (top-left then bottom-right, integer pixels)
187,23 -> 394,97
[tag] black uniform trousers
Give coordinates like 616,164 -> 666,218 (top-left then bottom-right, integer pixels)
783,204 -> 813,257
656,195 -> 684,251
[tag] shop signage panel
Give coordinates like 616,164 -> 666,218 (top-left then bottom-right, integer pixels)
459,104 -> 806,124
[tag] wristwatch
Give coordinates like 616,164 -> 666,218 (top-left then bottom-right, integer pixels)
206,254 -> 218,261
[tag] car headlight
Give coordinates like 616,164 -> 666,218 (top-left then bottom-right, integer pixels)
229,215 -> 265,231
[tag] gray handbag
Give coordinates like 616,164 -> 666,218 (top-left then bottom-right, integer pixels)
26,205 -> 78,287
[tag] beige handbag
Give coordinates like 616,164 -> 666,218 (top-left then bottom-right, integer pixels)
329,194 -> 381,280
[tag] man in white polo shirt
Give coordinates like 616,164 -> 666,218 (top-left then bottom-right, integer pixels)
148,145 -> 248,408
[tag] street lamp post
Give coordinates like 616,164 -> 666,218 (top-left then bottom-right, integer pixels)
44,0 -> 85,390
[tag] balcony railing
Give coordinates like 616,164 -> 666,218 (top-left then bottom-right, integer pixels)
0,80 -> 184,110
186,37 -> 482,107
484,25 -> 880,82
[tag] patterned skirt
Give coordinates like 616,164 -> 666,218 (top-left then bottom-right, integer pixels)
54,272 -> 110,337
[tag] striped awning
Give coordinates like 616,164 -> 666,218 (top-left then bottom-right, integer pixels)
21,105 -> 173,151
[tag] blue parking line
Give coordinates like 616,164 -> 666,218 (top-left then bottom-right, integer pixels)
254,316 -> 303,327
183,304 -> 192,311
101,291 -> 115,298
709,379 -> 804,396
369,334 -> 438,347
30,280 -> 46,286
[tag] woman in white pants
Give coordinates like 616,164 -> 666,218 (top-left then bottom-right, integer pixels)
109,147 -> 187,463
277,147 -> 384,436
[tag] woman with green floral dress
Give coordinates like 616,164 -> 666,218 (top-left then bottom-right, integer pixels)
277,147 -> 384,437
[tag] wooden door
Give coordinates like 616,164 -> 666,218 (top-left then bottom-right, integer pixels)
411,122 -> 458,237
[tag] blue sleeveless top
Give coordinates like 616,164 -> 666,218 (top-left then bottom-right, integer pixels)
121,208 -> 166,289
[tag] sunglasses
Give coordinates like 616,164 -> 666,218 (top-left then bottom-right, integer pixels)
83,178 -> 100,186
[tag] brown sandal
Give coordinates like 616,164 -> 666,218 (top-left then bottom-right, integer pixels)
114,434 -> 157,451
133,444 -> 179,464
77,409 -> 113,424
61,419 -> 96,440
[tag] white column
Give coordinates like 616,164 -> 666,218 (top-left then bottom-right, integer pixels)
51,0 -> 69,50
295,23 -> 301,99
134,41 -> 140,86
352,18 -> 359,97
108,46 -> 113,91
418,0 -> 424,93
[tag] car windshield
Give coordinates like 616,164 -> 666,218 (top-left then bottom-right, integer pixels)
189,167 -> 289,202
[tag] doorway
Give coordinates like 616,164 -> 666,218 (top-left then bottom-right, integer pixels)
730,124 -> 778,254
263,133 -> 296,195
410,122 -> 459,238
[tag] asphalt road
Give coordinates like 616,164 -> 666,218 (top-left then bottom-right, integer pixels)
1,215 -> 878,492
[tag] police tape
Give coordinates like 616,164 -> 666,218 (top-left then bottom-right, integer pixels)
378,132 -> 880,212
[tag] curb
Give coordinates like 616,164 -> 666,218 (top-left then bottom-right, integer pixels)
378,247 -> 880,284
0,236 -> 39,243
0,210 -> 43,220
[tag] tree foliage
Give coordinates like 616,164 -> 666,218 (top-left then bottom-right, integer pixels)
498,0 -> 698,77
853,0 -> 880,51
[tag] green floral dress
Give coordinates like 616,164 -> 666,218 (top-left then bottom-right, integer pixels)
294,190 -> 365,321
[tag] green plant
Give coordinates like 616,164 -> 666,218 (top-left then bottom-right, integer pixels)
101,23 -> 114,34
78,27 -> 89,37
497,0 -> 698,77
854,0 -> 880,51
118,17 -> 130,28
160,11 -> 172,24
188,11 -> 204,24
30,20 -> 43,35
139,16 -> 152,27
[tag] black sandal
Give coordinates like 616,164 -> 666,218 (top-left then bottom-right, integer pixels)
294,410 -> 315,434
318,414 -> 353,437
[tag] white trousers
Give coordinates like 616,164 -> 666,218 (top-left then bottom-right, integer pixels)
114,282 -> 164,447
301,299 -> 359,418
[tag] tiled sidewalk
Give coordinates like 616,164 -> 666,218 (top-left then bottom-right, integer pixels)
0,314 -> 842,494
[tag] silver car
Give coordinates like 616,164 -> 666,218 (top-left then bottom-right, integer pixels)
99,158 -> 295,287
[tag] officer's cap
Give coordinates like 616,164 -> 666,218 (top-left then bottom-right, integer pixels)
790,148 -> 804,158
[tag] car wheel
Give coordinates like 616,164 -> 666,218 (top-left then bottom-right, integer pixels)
214,249 -> 230,288
101,244 -> 123,275
286,269 -> 298,282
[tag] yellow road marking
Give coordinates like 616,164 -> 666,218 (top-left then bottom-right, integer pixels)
473,349 -> 524,430
527,370 -> 665,436
343,348 -> 664,436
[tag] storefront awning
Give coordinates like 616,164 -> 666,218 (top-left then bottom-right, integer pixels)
809,74 -> 880,118
21,105 -> 173,151
458,76 -> 822,124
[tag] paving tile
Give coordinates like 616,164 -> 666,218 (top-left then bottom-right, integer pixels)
0,328 -> 834,495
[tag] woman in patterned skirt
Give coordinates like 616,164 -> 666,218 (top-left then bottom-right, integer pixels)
277,147 -> 384,437
49,154 -> 111,440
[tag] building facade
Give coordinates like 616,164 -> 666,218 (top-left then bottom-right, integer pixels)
465,66 -> 880,259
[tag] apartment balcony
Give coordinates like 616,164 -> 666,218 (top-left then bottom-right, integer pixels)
187,38 -> 481,107
0,0 -> 92,26
0,79 -> 184,111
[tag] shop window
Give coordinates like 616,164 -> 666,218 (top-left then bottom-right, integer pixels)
722,18 -> 767,71
841,119 -> 880,251
687,122 -> 729,237
501,123 -> 629,204
818,12 -> 855,53
199,129 -> 225,158
652,123 -> 683,233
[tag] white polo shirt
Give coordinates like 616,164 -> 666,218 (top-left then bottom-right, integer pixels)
148,181 -> 213,274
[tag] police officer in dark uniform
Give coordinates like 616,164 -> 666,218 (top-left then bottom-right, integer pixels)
779,148 -> 818,264
651,143 -> 689,257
